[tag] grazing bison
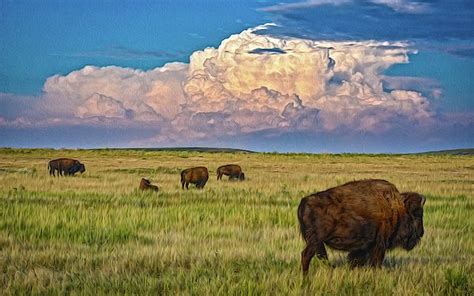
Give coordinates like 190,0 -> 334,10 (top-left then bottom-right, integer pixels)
139,178 -> 159,191
298,179 -> 425,274
48,158 -> 86,177
217,164 -> 245,181
181,166 -> 209,189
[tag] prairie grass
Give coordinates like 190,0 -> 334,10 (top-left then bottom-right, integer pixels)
0,148 -> 473,294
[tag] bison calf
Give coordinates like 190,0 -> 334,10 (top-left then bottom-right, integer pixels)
48,158 -> 86,177
217,164 -> 245,181
181,167 -> 209,189
298,179 -> 425,274
139,178 -> 159,192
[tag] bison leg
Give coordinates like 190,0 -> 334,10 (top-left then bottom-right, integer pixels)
185,182 -> 189,190
348,249 -> 369,267
301,242 -> 327,275
368,242 -> 386,267
369,248 -> 386,267
217,172 -> 222,181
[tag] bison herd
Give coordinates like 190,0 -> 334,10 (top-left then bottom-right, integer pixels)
48,159 -> 245,191
47,158 -> 425,273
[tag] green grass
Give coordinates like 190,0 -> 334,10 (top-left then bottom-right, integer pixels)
0,148 -> 473,294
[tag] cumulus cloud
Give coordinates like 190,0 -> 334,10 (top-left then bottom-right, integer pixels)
1,25 -> 448,147
382,76 -> 442,100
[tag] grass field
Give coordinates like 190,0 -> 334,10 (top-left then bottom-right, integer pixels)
0,148 -> 473,295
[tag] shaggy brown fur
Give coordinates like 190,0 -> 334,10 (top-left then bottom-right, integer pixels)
48,158 -> 85,177
297,179 -> 425,275
139,178 -> 159,191
181,167 -> 209,189
217,164 -> 245,181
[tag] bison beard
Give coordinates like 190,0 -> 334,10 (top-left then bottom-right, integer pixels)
298,179 -> 425,274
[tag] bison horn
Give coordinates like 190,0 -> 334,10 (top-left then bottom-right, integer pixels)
420,195 -> 426,206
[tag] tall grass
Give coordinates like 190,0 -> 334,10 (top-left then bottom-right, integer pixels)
0,149 -> 473,294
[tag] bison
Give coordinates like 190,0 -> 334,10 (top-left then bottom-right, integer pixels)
217,164 -> 245,181
139,178 -> 159,192
298,179 -> 425,274
181,166 -> 209,189
48,158 -> 86,177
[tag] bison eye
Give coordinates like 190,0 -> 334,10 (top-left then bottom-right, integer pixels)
412,208 -> 423,217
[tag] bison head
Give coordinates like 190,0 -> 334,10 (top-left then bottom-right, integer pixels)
79,163 -> 86,174
397,192 -> 426,251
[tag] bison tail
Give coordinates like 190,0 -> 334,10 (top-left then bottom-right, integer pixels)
297,197 -> 308,242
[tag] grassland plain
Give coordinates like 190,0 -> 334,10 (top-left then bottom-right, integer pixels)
0,148 -> 472,295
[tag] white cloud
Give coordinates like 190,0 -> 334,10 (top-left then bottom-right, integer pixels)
1,25 -> 436,144
262,0 -> 351,12
370,0 -> 429,13
262,0 -> 429,13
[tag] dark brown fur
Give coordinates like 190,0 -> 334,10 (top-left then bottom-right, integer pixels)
181,167 -> 209,189
298,179 -> 425,275
217,164 -> 245,181
48,158 -> 86,177
139,178 -> 159,191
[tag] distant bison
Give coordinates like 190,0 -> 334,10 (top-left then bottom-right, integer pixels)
48,158 -> 86,177
181,166 -> 209,189
217,164 -> 245,181
298,179 -> 425,274
139,178 -> 159,192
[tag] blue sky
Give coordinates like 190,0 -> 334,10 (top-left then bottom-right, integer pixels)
0,0 -> 269,94
0,0 -> 473,152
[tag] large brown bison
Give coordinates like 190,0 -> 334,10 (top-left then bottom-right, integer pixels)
48,158 -> 86,177
139,178 -> 159,192
181,166 -> 209,189
298,179 -> 425,274
217,164 -> 245,181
